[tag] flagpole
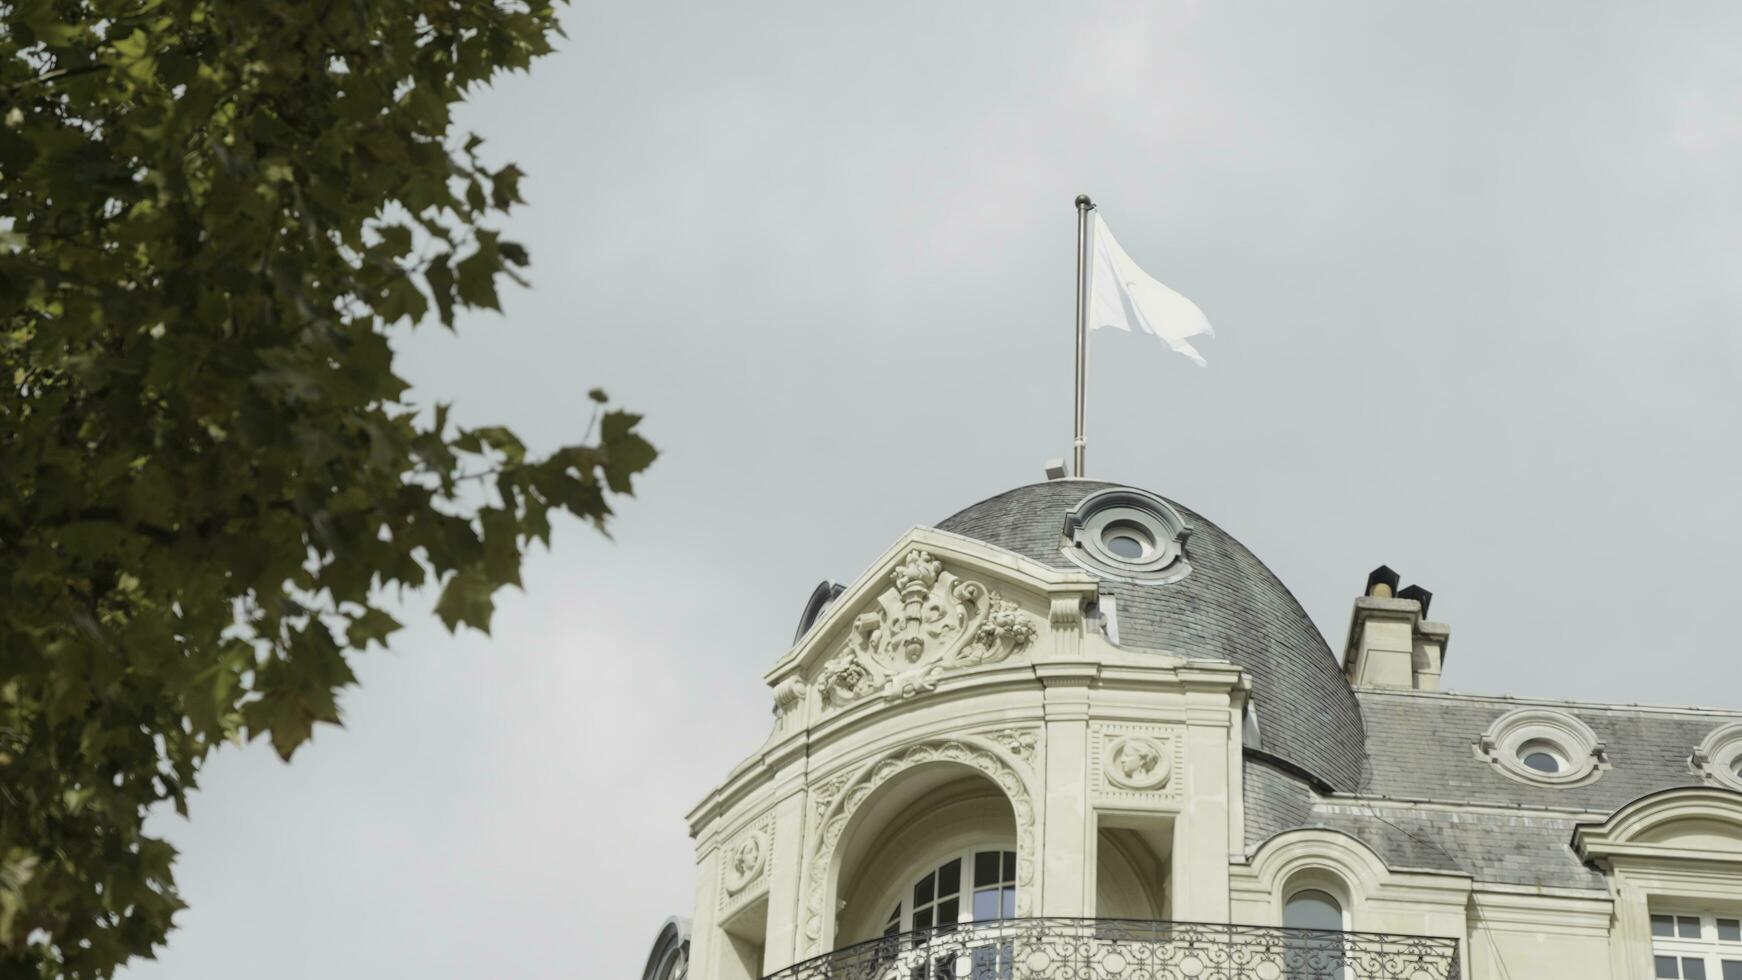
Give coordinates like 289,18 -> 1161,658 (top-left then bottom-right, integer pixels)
1073,194 -> 1094,477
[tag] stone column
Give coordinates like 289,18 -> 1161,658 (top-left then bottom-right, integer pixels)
1036,662 -> 1097,916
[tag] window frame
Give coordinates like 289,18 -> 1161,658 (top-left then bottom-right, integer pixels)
874,844 -> 1020,936
1649,907 -> 1742,980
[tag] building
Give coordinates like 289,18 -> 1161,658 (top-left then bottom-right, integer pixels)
640,480 -> 1742,980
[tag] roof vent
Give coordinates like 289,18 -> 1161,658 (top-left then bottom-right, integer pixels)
1043,458 -> 1068,480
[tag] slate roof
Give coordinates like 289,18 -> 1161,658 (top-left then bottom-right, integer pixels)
1244,756 -> 1606,889
1244,693 -> 1742,890
1356,689 -> 1739,811
937,480 -> 1367,791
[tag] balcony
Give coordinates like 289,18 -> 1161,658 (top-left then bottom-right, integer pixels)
763,917 -> 1460,980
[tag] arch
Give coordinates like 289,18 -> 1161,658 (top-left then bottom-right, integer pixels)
800,739 -> 1037,958
639,917 -> 691,980
1574,786 -> 1742,864
837,777 -> 1016,943
1246,828 -> 1396,925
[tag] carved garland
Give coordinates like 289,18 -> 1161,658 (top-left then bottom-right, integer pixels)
814,550 -> 1038,709
800,740 -> 1037,957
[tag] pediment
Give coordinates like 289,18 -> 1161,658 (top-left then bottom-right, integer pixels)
766,527 -> 1097,714
1574,787 -> 1742,865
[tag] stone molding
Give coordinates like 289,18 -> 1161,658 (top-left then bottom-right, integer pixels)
799,738 -> 1037,958
1573,786 -> 1742,866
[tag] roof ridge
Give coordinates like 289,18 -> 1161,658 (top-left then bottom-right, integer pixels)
1356,687 -> 1742,717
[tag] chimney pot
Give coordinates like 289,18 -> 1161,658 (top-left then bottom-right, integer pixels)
1365,565 -> 1400,598
1397,584 -> 1433,616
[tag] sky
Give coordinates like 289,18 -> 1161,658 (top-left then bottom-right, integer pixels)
121,3 -> 1742,978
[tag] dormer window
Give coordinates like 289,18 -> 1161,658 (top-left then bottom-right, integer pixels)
1061,488 -> 1192,584
1476,708 -> 1607,787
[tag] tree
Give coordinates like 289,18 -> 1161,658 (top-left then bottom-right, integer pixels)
0,2 -> 655,975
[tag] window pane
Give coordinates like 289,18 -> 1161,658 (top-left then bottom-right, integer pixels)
1720,919 -> 1742,942
1522,751 -> 1561,773
1655,915 -> 1678,938
1658,955 -> 1682,978
1686,958 -> 1708,980
975,851 -> 1001,888
1680,917 -> 1703,939
914,872 -> 934,907
973,888 -> 1000,921
1001,886 -> 1017,918
1002,851 -> 1017,882
936,897 -> 958,926
913,906 -> 932,931
1722,962 -> 1742,980
1284,889 -> 1343,932
937,859 -> 961,898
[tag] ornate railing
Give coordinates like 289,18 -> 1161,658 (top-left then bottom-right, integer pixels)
763,917 -> 1460,980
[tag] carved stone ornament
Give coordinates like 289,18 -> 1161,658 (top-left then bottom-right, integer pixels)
810,771 -> 853,820
1090,723 -> 1183,807
723,832 -> 765,895
986,728 -> 1039,765
1104,735 -> 1171,791
814,550 -> 1038,709
718,816 -> 775,914
801,739 -> 1036,956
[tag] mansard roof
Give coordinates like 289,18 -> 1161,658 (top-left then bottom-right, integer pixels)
1244,691 -> 1742,890
937,480 -> 1367,791
1356,689 -> 1741,810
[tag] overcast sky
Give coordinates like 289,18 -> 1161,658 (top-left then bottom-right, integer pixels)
122,3 -> 1742,978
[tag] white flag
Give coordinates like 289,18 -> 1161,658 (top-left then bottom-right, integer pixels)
1089,214 -> 1214,367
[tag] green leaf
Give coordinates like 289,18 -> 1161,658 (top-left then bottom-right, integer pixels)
0,2 -> 652,974
434,567 -> 495,634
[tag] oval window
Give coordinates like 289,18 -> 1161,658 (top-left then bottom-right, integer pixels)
1100,521 -> 1153,560
1518,739 -> 1566,775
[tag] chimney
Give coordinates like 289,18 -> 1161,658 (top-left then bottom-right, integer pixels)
1343,566 -> 1451,691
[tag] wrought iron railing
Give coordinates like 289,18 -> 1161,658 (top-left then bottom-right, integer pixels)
764,917 -> 1460,980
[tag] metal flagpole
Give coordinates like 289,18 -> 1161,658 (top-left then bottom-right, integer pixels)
1073,194 -> 1094,477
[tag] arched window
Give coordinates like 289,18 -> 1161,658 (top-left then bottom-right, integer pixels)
1284,888 -> 1344,931
1282,881 -> 1349,979
881,848 -> 1017,933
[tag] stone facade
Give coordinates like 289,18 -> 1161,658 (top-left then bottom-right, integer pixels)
641,481 -> 1742,980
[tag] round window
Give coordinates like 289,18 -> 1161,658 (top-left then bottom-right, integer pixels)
1061,488 -> 1193,584
1101,521 -> 1153,561
1518,740 -> 1566,775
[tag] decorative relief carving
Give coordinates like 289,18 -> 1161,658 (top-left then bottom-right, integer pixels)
809,771 -> 852,820
772,677 -> 806,719
1090,723 -> 1183,807
985,728 -> 1039,765
814,550 -> 1038,710
801,739 -> 1037,957
724,834 -> 764,894
718,815 -> 774,915
1104,735 -> 1170,791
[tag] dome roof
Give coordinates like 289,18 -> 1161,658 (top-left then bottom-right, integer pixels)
936,480 -> 1366,790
